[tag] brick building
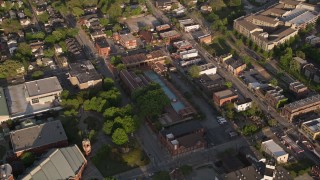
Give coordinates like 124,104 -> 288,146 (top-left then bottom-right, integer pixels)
281,94 -> 320,122
197,34 -> 212,44
213,89 -> 238,107
20,145 -> 86,180
119,34 -> 137,49
95,38 -> 110,57
9,120 -> 68,157
289,81 -> 309,98
121,50 -> 168,68
159,121 -> 207,156
264,86 -> 287,108
224,58 -> 246,76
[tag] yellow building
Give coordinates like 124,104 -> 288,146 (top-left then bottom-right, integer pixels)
301,118 -> 320,140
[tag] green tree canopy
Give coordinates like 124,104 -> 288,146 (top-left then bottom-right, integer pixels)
114,116 -> 136,134
31,70 -> 44,80
1,19 -> 22,33
37,12 -> 50,23
242,124 -> 258,136
103,120 -> 114,135
269,78 -> 278,87
0,60 -> 24,78
17,42 -> 32,56
112,128 -> 129,145
225,81 -> 232,88
188,65 -> 201,78
133,83 -> 170,118
21,152 -> 35,167
103,78 -> 115,90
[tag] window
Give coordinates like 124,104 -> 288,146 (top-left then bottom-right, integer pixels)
31,98 -> 39,104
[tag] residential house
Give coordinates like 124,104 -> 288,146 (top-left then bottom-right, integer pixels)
20,145 -> 86,180
213,89 -> 238,107
119,34 -> 137,49
19,18 -> 31,26
234,98 -> 252,112
9,120 -> 68,157
95,38 -> 110,57
55,55 -> 68,68
306,35 -> 320,45
155,24 -> 171,32
139,30 -> 159,45
68,61 -> 102,90
159,30 -> 181,43
173,40 -> 192,51
261,139 -> 289,163
159,121 -> 207,156
54,44 -> 63,55
155,0 -> 173,10
90,30 -> 106,41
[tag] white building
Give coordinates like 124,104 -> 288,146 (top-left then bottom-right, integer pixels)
179,19 -> 200,32
234,98 -> 252,112
198,63 -> 217,75
180,49 -> 198,60
261,140 -> 289,164
306,35 -> 320,45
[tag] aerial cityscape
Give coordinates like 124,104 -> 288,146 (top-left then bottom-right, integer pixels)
0,0 -> 320,179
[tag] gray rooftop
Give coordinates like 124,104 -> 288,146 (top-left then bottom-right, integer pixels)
262,139 -> 287,157
10,120 -> 67,152
21,145 -> 86,180
25,77 -> 62,97
69,61 -> 102,83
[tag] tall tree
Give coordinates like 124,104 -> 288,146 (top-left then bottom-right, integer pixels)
112,128 -> 129,145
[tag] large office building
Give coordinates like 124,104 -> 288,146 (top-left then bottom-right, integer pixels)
281,94 -> 320,122
233,0 -> 319,51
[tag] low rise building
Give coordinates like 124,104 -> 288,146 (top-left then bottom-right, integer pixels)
119,70 -> 150,94
20,145 -> 86,180
261,139 -> 289,164
121,50 -> 168,68
95,38 -> 110,57
306,35 -> 320,45
265,86 -> 288,108
0,164 -> 13,180
159,121 -> 206,156
179,49 -> 198,60
224,58 -> 246,75
198,63 -> 217,75
155,0 -> 173,10
179,19 -> 200,32
197,74 -> 226,96
213,89 -> 238,107
289,81 -> 308,98
9,120 -> 68,157
68,61 -> 102,90
159,30 -> 181,43
281,94 -> 320,122
234,98 -> 252,112
139,30 -> 159,45
197,34 -> 212,44
155,24 -> 171,32
301,118 -> 320,140
173,40 -> 192,51
119,34 -> 137,49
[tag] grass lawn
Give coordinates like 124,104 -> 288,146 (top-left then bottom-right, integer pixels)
92,145 -> 149,177
0,145 -> 6,159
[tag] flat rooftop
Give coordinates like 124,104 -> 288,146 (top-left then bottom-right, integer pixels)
120,33 -> 136,42
262,139 -> 287,157
5,84 -> 59,117
124,14 -> 161,32
214,89 -> 237,99
69,61 -> 102,83
159,30 -> 180,38
10,120 -> 67,153
0,87 -> 9,118
302,118 -> 320,133
25,77 -> 62,97
161,120 -> 202,138
284,94 -> 320,111
95,37 -> 109,48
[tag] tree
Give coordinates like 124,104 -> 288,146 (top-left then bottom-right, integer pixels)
103,121 -> 114,135
100,18 -> 109,27
268,119 -> 278,127
108,4 -> 122,20
280,47 -> 293,68
114,116 -> 136,134
21,152 -> 35,167
116,63 -> 126,71
112,128 -> 129,145
99,89 -> 121,107
112,23 -> 122,32
43,49 -> 55,57
31,71 -> 44,80
296,50 -> 305,59
61,90 -> 70,99
1,19 -> 22,33
72,7 -> 84,17
225,81 -> 232,88
0,60 -> 24,78
37,12 -> 50,23
83,97 -> 107,112
242,124 -> 258,136
103,78 -> 115,90
17,42 -> 32,56
188,65 -> 201,78
269,78 -> 278,87
133,83 -> 170,118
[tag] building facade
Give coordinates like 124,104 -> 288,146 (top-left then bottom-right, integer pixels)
261,139 -> 289,164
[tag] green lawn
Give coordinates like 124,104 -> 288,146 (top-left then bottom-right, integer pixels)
0,145 -> 6,159
92,145 -> 149,177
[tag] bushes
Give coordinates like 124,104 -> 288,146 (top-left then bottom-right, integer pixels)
31,70 -> 44,80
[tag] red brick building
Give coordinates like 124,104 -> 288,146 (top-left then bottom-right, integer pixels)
197,34 -> 212,44
213,89 -> 238,107
9,120 -> 68,157
95,38 -> 111,57
159,121 -> 207,156
120,34 -> 137,49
